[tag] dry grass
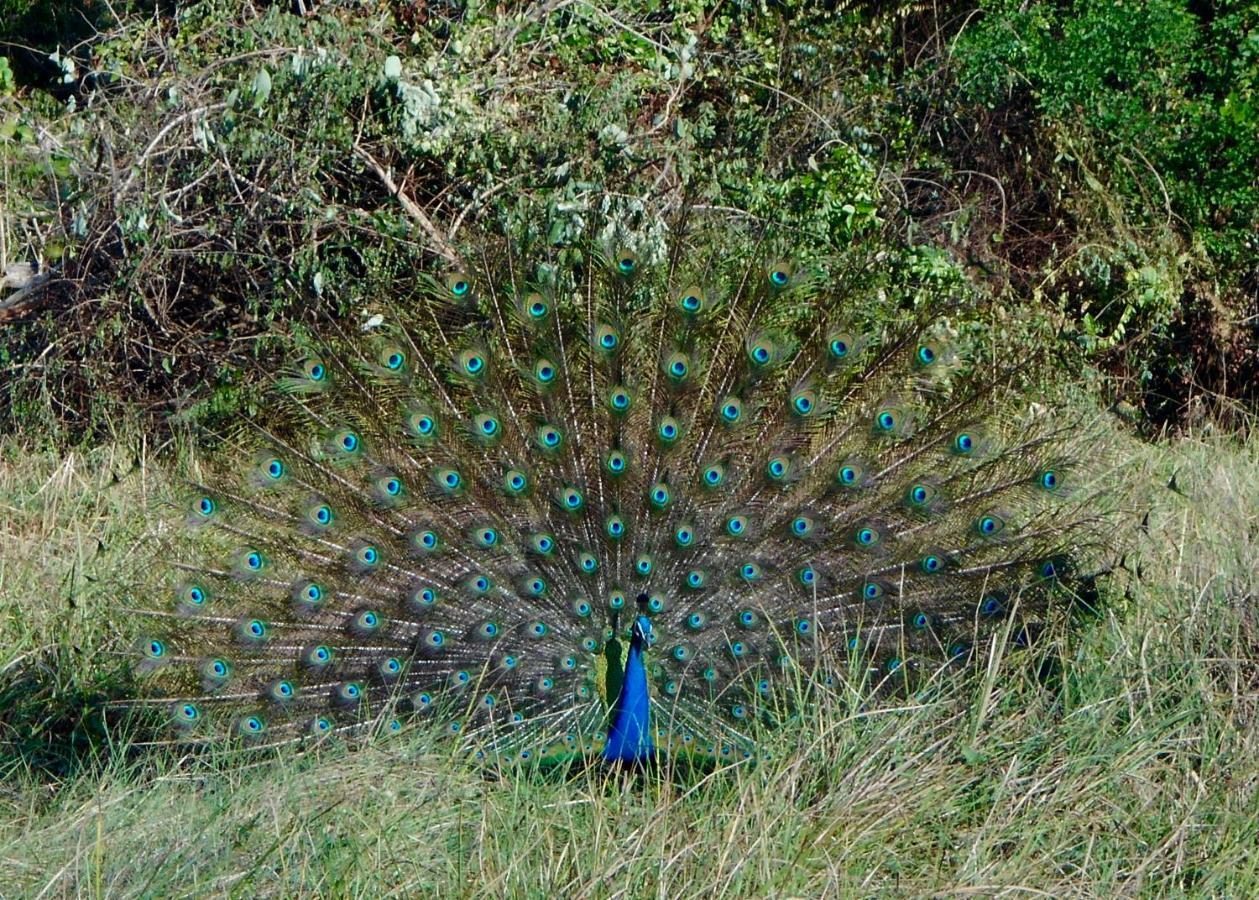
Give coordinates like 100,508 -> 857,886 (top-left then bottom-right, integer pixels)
0,421 -> 1255,897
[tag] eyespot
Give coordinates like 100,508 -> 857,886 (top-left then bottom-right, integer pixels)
533,358 -> 557,385
1036,468 -> 1062,492
445,272 -> 472,297
237,618 -> 269,644
472,413 -> 502,442
475,621 -> 500,640
236,715 -> 267,737
915,343 -> 938,366
677,285 -> 705,314
649,482 -> 671,509
457,349 -> 487,378
826,328 -> 860,361
613,251 -> 637,275
406,409 -> 438,440
719,397 -> 743,425
725,515 -> 748,537
766,455 -> 791,482
199,658 -> 231,686
605,449 -> 628,476
738,609 -> 759,628
686,612 -> 707,630
503,468 -> 529,496
702,462 -> 726,488
672,644 -> 693,662
558,486 -> 583,511
267,680 -> 297,703
303,644 -> 335,668
980,594 -> 1006,617
292,581 -> 325,609
193,496 -> 217,519
604,514 -> 626,540
580,552 -> 599,575
634,554 -> 653,577
331,429 -> 362,455
572,598 -> 593,618
524,293 -> 549,320
467,574 -> 493,595
790,386 -> 819,417
656,416 -> 681,445
177,582 -> 210,612
530,532 -> 555,555
854,525 -> 881,547
595,323 -> 620,352
746,333 -> 778,368
795,618 -> 812,635
739,564 -> 761,583
729,641 -> 749,660
473,526 -> 498,549
607,590 -> 626,610
797,565 -> 817,586
607,386 -> 632,413
664,352 -> 691,384
920,553 -> 946,573
410,587 -> 439,609
379,345 -> 407,372
790,515 -> 815,538
862,580 -> 887,601
352,609 -> 383,634
766,261 -> 792,287
674,524 -> 694,547
434,468 -> 463,492
685,570 -> 706,589
911,611 -> 932,631
974,511 -> 1007,537
301,358 -> 328,382
646,594 -> 665,613
535,424 -> 564,451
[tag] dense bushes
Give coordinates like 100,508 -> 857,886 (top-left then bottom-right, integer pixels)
0,0 -> 1254,442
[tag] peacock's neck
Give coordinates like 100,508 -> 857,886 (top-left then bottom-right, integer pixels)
602,625 -> 654,764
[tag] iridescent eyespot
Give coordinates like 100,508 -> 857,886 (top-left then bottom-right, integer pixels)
719,397 -> 743,425
237,618 -> 269,643
473,527 -> 498,549
649,483 -> 671,509
974,512 -> 1007,537
535,424 -> 563,451
476,621 -> 500,639
406,409 -> 438,440
797,566 -> 816,586
172,700 -> 201,726
657,416 -> 681,444
826,328 -> 860,361
862,580 -> 887,601
1036,468 -> 1062,492
614,251 -> 637,275
854,526 -> 880,547
237,715 -> 267,736
766,456 -> 791,482
915,344 -> 938,366
267,680 -> 297,702
980,594 -> 1006,617
533,358 -> 557,385
503,468 -> 529,496
747,334 -> 776,367
177,582 -> 209,611
607,385 -> 632,413
468,574 -> 492,595
725,515 -> 748,537
292,581 -> 325,609
445,273 -> 472,297
702,464 -> 724,487
791,390 -> 817,416
332,429 -> 362,455
595,323 -> 620,352
677,286 -> 705,314
193,496 -> 217,518
766,262 -> 792,288
674,524 -> 694,547
920,554 -> 946,573
530,532 -> 555,554
380,346 -> 407,371
580,553 -> 599,575
572,598 -> 593,618
605,449 -> 628,476
685,570 -> 706,589
686,612 -> 707,630
607,590 -> 626,610
303,644 -> 335,667
729,641 -> 749,660
434,468 -> 463,492
352,609 -> 382,634
790,515 -> 814,538
200,658 -> 231,685
646,594 -> 665,614
354,544 -> 381,568
524,293 -> 549,320
301,358 -> 328,382
795,618 -> 812,635
664,352 -> 691,383
634,554 -> 653,577
410,587 -> 439,609
605,515 -> 626,539
458,349 -> 487,378
558,486 -> 583,511
910,612 -> 932,631
739,564 -> 761,583
473,413 -> 502,441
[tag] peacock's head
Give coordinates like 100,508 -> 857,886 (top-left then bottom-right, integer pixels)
631,614 -> 654,648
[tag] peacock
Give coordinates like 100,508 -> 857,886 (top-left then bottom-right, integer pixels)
133,217 -> 1110,766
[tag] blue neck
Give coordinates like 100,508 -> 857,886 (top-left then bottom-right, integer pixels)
602,626 -> 654,764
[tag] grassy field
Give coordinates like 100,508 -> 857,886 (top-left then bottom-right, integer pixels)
0,418 -> 1254,897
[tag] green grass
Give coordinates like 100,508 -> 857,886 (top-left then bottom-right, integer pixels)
0,419 -> 1255,895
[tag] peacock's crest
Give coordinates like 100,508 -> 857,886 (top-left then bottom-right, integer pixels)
134,222 -> 1111,764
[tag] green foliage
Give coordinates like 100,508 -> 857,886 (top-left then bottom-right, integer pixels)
955,0 -> 1258,347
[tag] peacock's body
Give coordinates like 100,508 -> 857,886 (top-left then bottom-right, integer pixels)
135,221 -> 1105,765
